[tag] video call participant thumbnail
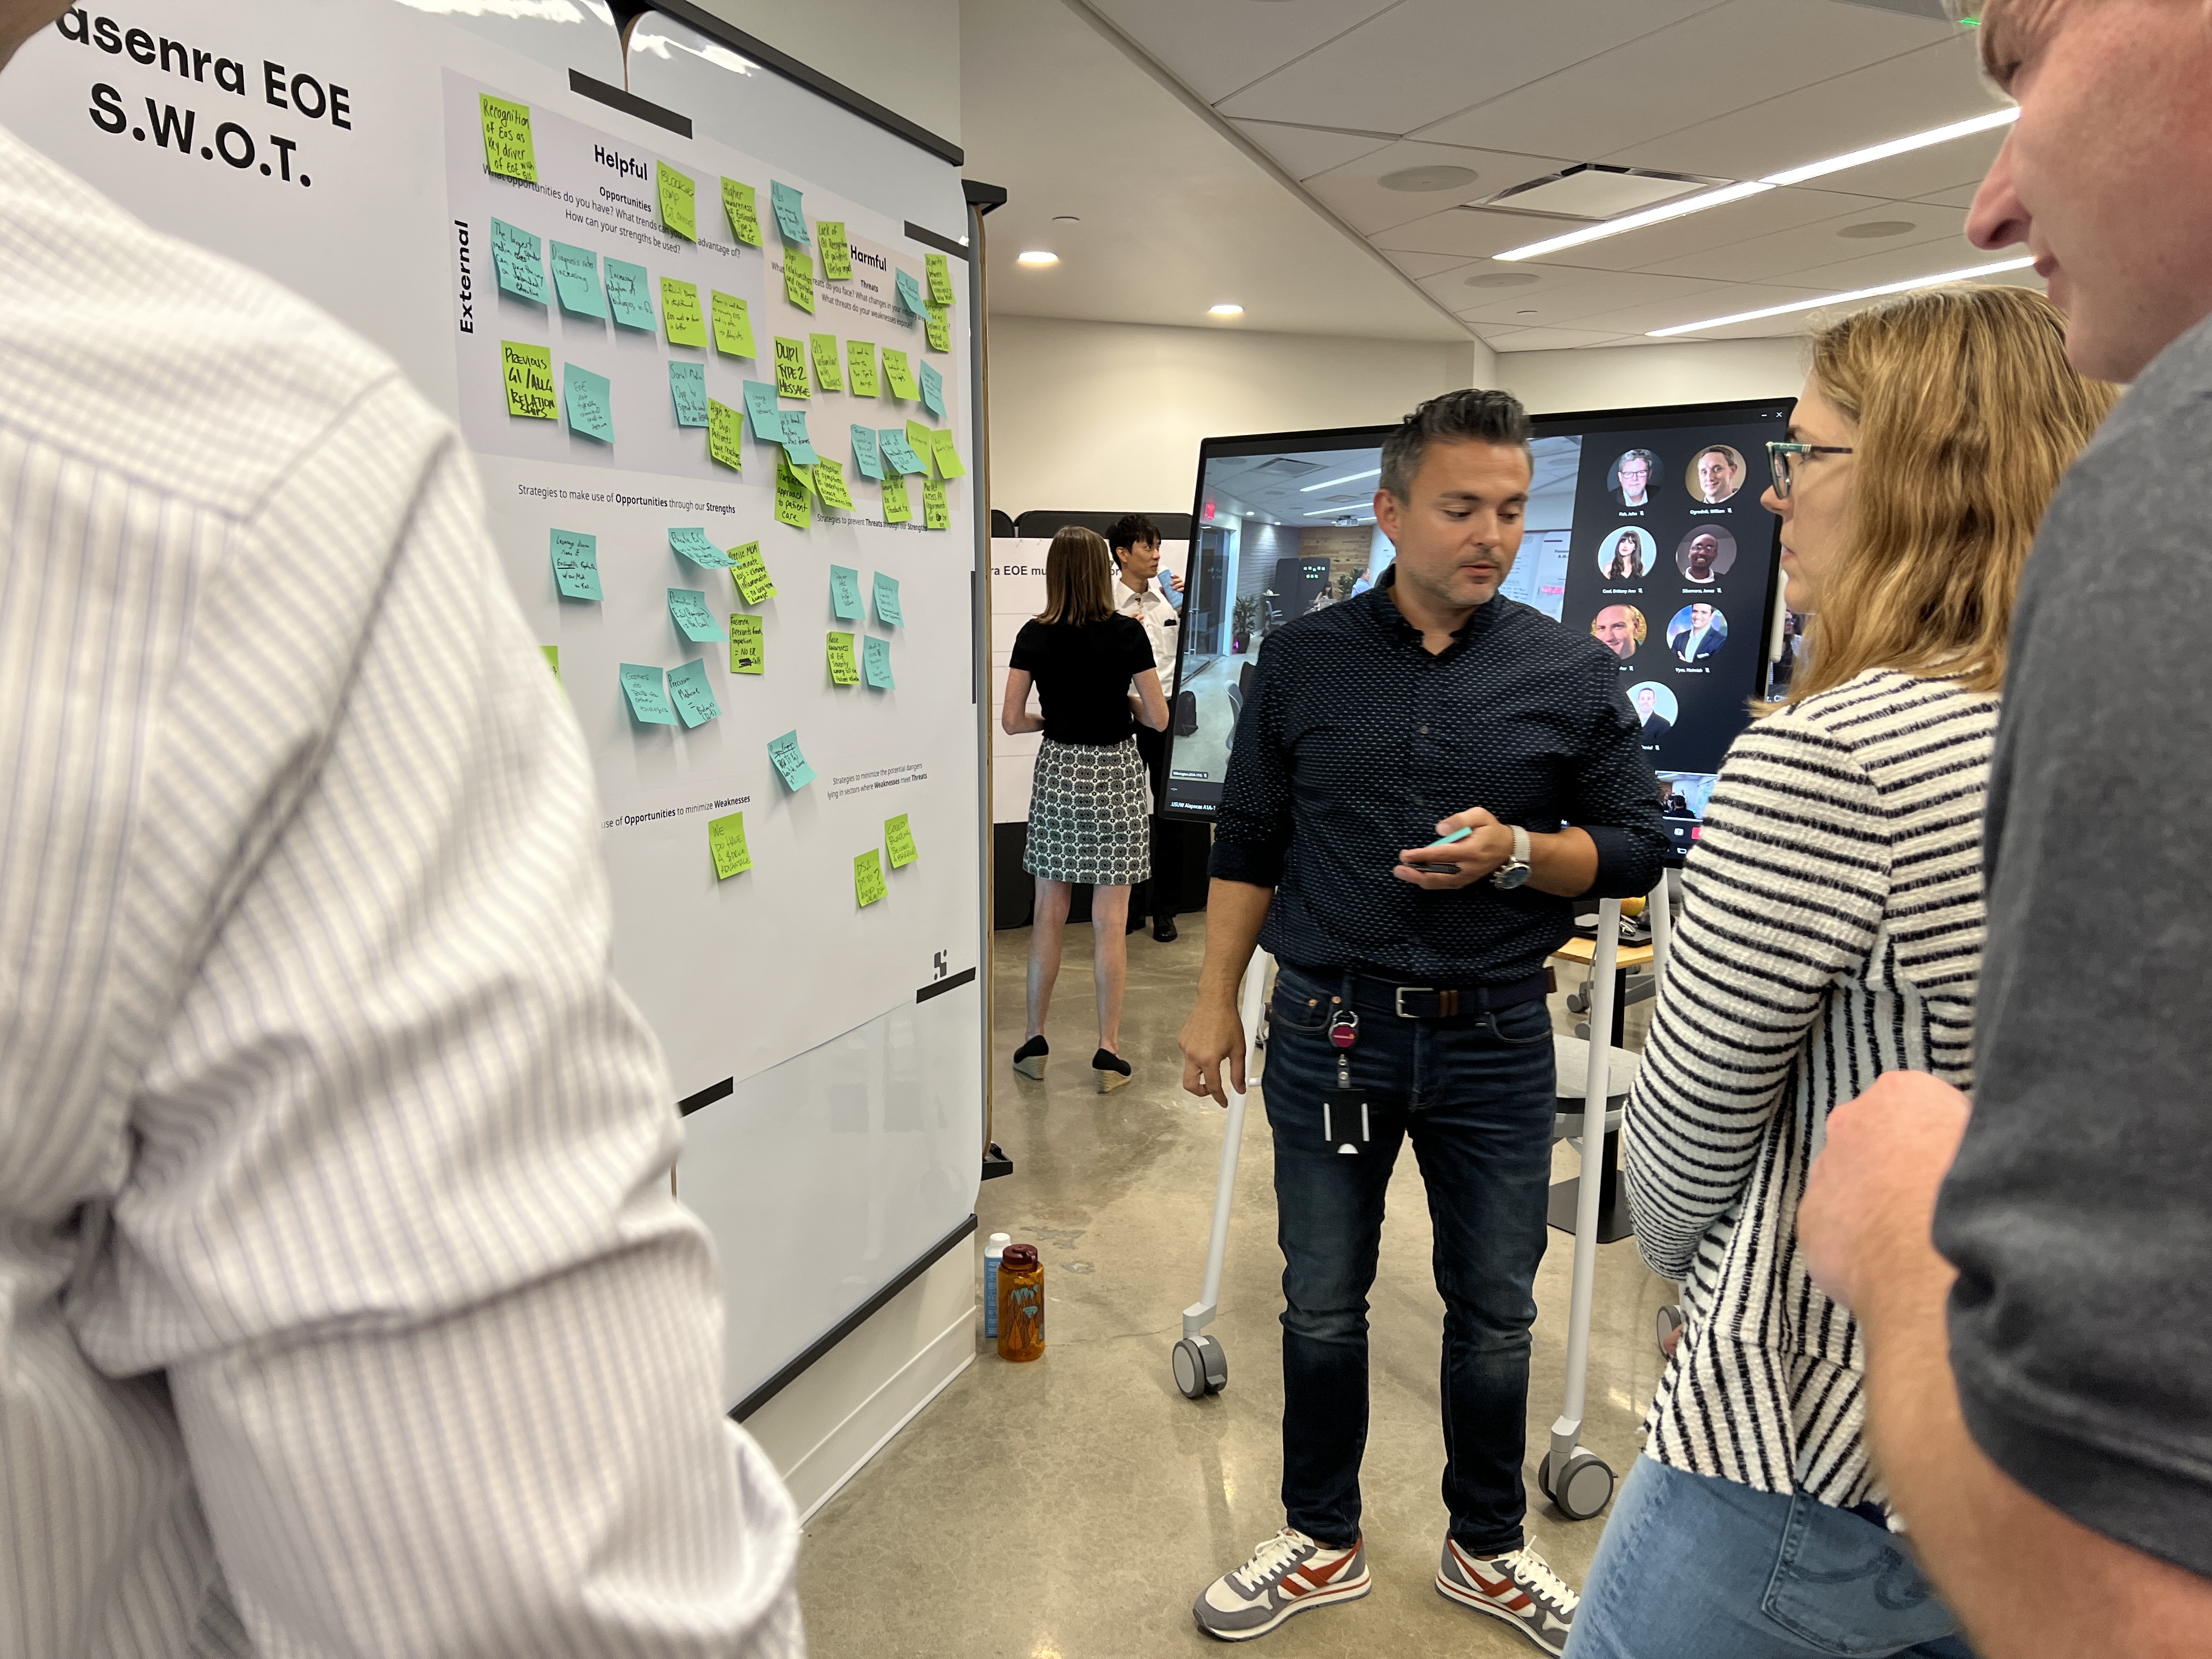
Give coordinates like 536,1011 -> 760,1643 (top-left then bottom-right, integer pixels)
1609,448 -> 1660,509
1591,603 -> 1646,661
1675,526 -> 1736,584
1629,681 -> 1677,740
1669,602 -> 1726,662
1688,444 -> 1747,505
1600,527 -> 1654,580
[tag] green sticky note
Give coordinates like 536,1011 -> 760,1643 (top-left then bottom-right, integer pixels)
885,812 -> 918,866
729,613 -> 765,674
722,177 -> 763,247
815,457 -> 854,511
670,526 -> 736,569
708,398 -> 744,471
541,644 -> 561,686
669,360 -> 708,427
829,564 -> 865,620
770,180 -> 809,246
729,540 -> 776,604
563,363 -> 613,442
783,246 -> 815,314
769,729 -> 815,792
924,303 -> 950,354
906,420 -> 938,477
667,657 -> 720,727
854,848 -> 887,907
882,348 -> 918,400
620,662 -> 677,726
490,218 -> 548,305
786,460 -> 817,498
851,425 -> 883,481
863,634 -> 894,690
501,340 -> 558,420
827,630 -> 860,685
846,339 -> 879,398
919,360 -> 945,417
479,93 -> 537,183
658,161 -> 697,241
874,571 -> 902,625
882,472 -> 912,524
669,586 -> 726,644
819,221 -> 852,280
709,810 -> 753,878
550,240 -> 607,319
809,333 -> 843,392
774,336 -> 810,400
709,290 -> 754,359
926,251 -> 954,308
605,257 -> 656,330
661,278 -> 707,347
929,427 -> 967,478
775,459 -> 812,529
551,528 -> 601,601
923,473 -> 948,531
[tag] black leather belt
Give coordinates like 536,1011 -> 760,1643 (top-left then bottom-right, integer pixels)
1288,966 -> 1550,1019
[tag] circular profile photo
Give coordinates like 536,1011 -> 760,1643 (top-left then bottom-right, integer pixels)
1608,449 -> 1661,509
1591,603 -> 1647,662
1596,526 -> 1656,581
1675,524 -> 1738,584
1686,443 -> 1748,505
1668,602 -> 1729,663
1629,681 -> 1679,740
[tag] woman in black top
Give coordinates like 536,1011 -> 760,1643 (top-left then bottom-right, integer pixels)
1002,527 -> 1170,1091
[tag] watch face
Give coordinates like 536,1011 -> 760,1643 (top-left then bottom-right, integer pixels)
1494,863 -> 1532,890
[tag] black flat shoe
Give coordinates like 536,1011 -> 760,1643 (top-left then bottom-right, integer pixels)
1093,1048 -> 1132,1093
1012,1035 -> 1048,1080
1152,918 -> 1178,943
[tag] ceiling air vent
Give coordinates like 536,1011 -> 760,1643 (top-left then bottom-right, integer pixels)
1828,0 -> 1954,20
1475,163 -> 1718,222
1252,458 -> 1326,479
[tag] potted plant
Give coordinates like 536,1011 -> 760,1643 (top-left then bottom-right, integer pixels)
1231,595 -> 1258,654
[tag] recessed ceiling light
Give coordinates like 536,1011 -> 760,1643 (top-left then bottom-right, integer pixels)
1380,165 -> 1479,193
1464,271 -> 1539,289
1647,256 -> 2035,338
1210,303 -> 1244,317
1016,250 -> 1058,266
1052,214 -> 1080,223
1836,219 -> 1917,239
1493,107 -> 2018,263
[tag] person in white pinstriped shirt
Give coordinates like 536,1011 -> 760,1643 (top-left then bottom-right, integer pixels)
0,3 -> 802,1653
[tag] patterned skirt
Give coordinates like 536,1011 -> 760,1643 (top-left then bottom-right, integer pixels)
1024,737 -> 1152,886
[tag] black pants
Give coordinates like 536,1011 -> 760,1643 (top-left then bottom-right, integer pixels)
1133,725 -> 1207,923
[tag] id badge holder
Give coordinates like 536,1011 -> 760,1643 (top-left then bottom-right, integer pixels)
1321,1009 -> 1370,1156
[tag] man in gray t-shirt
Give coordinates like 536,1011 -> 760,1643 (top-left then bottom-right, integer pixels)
1799,1 -> 2212,1653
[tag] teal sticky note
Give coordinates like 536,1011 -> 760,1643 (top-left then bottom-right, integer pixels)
620,662 -> 677,725
669,586 -> 726,644
605,256 -> 656,330
863,635 -> 894,689
550,240 -> 607,319
743,380 -> 783,444
551,528 -> 601,600
878,428 -> 927,475
563,363 -> 613,442
667,657 -> 721,727
873,571 -> 902,625
490,218 -> 548,305
895,268 -> 927,317
830,564 -> 865,620
670,526 -> 736,568
769,728 -> 816,791
669,360 -> 708,427
852,425 -> 883,481
770,180 -> 809,245
778,410 -> 819,466
919,360 -> 944,417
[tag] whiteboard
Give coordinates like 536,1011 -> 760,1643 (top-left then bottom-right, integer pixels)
4,0 -> 986,1410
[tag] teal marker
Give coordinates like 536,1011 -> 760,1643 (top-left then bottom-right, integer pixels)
1421,824 -> 1471,873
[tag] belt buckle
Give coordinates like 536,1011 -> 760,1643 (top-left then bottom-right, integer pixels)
1394,985 -> 1433,1018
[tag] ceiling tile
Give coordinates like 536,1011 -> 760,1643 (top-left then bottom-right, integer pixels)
1633,195 -> 1962,281
1767,227 -> 1993,289
1446,267 -> 1735,327
1569,280 -> 1832,336
1411,0 -> 1948,161
1083,0 -> 1400,105
1603,36 -> 1997,179
1654,263 -> 2045,342
1373,207 -> 1579,260
1302,140 -> 1577,235
1473,325 -> 1642,350
1387,251 -> 1480,280
1496,185 -> 1885,274
1912,183 -> 1983,208
1820,123 -> 2005,201
1216,0 -> 1714,137
1230,120 -> 1395,182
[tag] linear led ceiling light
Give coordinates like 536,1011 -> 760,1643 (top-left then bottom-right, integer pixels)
1647,255 -> 2035,337
1492,108 -> 2017,263
1299,466 -> 1382,492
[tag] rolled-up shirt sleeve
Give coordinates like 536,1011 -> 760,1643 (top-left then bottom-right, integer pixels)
1208,646 -> 1294,888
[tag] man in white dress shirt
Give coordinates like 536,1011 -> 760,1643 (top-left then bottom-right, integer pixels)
0,3 -> 802,1654
1112,512 -> 1199,943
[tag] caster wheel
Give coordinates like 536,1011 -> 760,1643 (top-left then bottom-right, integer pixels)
1536,1457 -> 1556,1503
1171,1335 -> 1228,1399
1566,991 -> 1589,1014
1555,1453 -> 1615,1521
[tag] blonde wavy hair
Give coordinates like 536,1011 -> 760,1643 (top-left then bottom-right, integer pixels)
1777,284 -> 2118,707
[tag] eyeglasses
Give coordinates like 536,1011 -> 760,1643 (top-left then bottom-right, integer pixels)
1766,441 -> 1854,499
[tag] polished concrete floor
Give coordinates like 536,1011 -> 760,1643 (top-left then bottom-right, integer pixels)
795,915 -> 1673,1658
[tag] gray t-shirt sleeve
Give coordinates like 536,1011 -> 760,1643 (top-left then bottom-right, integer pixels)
1935,317 -> 2212,1582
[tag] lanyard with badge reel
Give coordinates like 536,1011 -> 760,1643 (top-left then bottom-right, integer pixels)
1322,1001 -> 1369,1155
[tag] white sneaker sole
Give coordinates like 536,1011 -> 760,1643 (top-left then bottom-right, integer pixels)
1197,1569 -> 1370,1642
1436,1576 -> 1566,1657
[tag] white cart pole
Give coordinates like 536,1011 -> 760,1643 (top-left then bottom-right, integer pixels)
1550,898 -> 1620,1464
1184,951 -> 1269,1339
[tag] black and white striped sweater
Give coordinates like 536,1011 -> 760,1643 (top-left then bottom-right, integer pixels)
1625,668 -> 1999,1509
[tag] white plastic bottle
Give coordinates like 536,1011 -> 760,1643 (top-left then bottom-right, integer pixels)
984,1233 -> 1011,1340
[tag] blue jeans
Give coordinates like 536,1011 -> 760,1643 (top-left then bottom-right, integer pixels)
1568,1458 -> 1973,1658
1262,963 -> 1558,1556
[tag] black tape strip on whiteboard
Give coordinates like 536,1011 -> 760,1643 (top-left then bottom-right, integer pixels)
568,70 -> 691,138
902,221 -> 970,262
916,966 -> 977,1004
677,1076 -> 735,1116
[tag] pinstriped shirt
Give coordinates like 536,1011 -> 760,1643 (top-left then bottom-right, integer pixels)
1624,669 -> 1998,1510
0,128 -> 800,1656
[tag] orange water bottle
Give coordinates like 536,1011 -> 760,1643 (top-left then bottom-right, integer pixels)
996,1244 -> 1045,1362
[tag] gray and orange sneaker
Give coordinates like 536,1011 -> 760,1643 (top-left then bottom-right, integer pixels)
1192,1527 -> 1369,1641
1436,1537 -> 1578,1655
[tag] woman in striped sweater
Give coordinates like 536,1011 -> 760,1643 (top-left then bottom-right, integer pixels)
1567,287 -> 2116,1659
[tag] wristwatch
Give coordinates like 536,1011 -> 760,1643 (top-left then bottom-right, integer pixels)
1490,825 -> 1533,890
